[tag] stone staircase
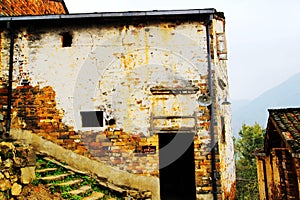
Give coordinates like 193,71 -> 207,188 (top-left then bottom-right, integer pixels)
35,154 -> 123,200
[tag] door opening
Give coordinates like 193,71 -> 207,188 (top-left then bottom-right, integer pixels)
159,133 -> 196,200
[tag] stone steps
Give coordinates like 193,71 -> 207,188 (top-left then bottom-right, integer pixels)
38,173 -> 73,181
47,179 -> 83,187
68,185 -> 92,195
35,167 -> 58,173
35,154 -> 123,200
81,192 -> 105,200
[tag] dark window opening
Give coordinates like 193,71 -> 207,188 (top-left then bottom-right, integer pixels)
81,111 -> 104,127
221,116 -> 226,143
61,32 -> 72,47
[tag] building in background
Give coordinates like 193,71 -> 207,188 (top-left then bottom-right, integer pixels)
0,9 -> 235,199
256,108 -> 300,199
0,0 -> 68,16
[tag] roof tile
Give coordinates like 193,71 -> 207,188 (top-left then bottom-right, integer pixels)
268,108 -> 300,153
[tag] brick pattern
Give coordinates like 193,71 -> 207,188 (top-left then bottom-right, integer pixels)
0,17 -> 235,198
6,82 -> 221,192
7,83 -> 160,176
0,0 -> 67,16
193,89 -> 222,195
10,85 -> 87,153
195,144 -> 221,194
12,85 -> 64,131
80,130 -> 159,176
3,82 -> 220,185
0,86 -> 8,120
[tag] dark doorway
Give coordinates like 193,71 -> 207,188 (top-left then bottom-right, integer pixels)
159,133 -> 196,200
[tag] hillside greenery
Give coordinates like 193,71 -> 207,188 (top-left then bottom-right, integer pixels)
234,123 -> 265,200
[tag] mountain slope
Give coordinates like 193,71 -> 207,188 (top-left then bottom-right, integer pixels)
232,72 -> 300,137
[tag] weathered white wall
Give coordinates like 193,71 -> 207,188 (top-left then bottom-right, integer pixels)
13,22 -> 209,136
212,18 -> 236,198
0,16 -> 236,199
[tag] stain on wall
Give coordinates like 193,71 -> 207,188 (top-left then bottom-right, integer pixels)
0,14 -> 235,199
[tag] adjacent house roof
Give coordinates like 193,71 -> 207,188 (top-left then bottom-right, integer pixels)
0,0 -> 68,16
267,108 -> 300,154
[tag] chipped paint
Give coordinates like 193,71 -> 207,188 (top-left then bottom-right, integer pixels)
0,15 -> 235,199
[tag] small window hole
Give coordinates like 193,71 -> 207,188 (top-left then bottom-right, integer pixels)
61,32 -> 72,47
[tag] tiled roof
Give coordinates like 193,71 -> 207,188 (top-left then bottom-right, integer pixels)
268,108 -> 300,153
0,0 -> 68,16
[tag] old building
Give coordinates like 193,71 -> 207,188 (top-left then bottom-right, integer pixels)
256,108 -> 300,199
0,0 -> 68,16
0,9 -> 235,199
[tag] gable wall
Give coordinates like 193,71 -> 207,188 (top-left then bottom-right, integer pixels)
0,16 -> 235,199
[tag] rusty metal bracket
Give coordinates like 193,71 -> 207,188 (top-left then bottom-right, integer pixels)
150,86 -> 199,95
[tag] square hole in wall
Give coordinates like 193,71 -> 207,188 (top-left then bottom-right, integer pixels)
61,32 -> 72,47
80,111 -> 104,127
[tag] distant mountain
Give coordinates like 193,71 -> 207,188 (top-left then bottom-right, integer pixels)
231,72 -> 300,137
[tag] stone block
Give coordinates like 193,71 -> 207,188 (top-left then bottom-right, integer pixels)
119,134 -> 129,139
0,179 -> 11,191
11,183 -> 22,196
113,130 -> 122,135
70,135 -> 81,140
58,132 -> 70,139
89,142 -> 101,150
101,142 -> 112,146
201,186 -> 213,191
20,166 -> 36,184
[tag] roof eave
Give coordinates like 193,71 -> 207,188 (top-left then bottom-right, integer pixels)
0,8 -> 219,23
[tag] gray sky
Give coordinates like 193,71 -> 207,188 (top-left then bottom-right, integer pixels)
64,0 -> 300,100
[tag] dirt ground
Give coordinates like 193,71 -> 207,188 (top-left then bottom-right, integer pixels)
16,184 -> 63,200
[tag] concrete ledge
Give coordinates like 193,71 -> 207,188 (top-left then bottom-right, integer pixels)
11,129 -> 160,199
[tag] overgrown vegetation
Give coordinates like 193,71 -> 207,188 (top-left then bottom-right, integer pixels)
234,123 -> 265,200
34,155 -> 123,200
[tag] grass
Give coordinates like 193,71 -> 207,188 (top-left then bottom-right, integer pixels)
34,155 -> 124,200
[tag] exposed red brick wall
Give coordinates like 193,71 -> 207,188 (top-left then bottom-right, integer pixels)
8,85 -> 219,185
8,84 -> 159,176
0,0 -> 68,16
9,85 -> 86,153
80,130 -> 159,176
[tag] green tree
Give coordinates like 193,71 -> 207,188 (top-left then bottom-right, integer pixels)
235,123 -> 265,200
